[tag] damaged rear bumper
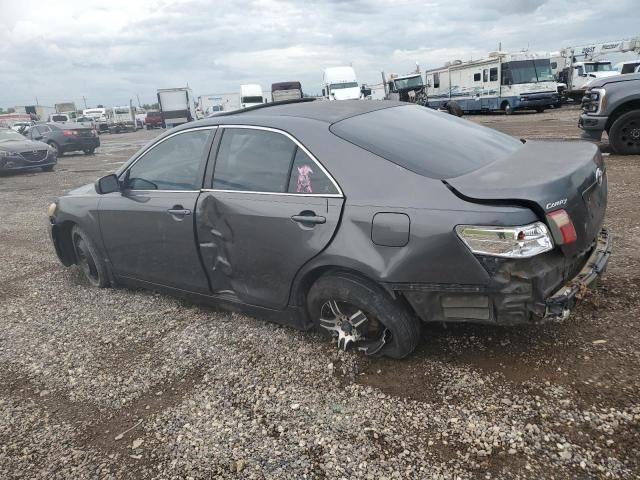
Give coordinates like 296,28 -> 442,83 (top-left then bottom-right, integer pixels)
544,228 -> 611,319
395,228 -> 611,326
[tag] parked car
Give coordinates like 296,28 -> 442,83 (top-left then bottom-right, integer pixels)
26,122 -> 100,156
0,127 -> 57,172
47,100 -> 610,358
74,116 -> 96,129
144,111 -> 164,129
579,72 -> 640,154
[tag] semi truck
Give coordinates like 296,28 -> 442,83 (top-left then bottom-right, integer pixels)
157,87 -> 196,129
322,67 -> 360,100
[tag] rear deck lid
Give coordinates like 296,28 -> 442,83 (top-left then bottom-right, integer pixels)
446,141 -> 607,256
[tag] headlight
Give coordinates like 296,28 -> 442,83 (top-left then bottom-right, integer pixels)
589,88 -> 606,113
455,222 -> 554,258
0,150 -> 21,158
47,202 -> 58,217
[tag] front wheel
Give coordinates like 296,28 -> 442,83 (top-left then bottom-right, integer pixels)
83,148 -> 95,155
71,226 -> 109,288
48,141 -> 62,157
503,102 -> 513,115
307,272 -> 420,359
609,110 -> 640,155
536,107 -> 545,113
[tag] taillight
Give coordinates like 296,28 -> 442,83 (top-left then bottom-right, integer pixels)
62,130 -> 78,136
546,209 -> 577,244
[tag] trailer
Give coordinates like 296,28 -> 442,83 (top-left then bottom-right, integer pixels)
197,93 -> 241,115
157,87 -> 196,128
271,81 -> 303,102
426,51 -> 558,114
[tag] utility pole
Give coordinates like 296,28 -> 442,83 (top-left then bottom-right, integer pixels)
136,94 -> 141,108
83,96 -> 87,109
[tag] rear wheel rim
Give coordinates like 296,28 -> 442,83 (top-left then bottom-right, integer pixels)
73,234 -> 99,284
619,119 -> 640,152
319,300 -> 389,355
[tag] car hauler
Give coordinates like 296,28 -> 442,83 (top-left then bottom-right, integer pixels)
426,51 -> 558,114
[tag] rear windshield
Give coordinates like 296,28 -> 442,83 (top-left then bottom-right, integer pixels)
329,105 -> 521,179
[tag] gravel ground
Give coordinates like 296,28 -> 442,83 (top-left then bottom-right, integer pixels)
1,107 -> 639,479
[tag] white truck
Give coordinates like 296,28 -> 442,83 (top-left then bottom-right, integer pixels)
109,105 -> 138,133
322,67 -> 360,100
157,87 -> 196,128
198,93 -> 241,115
426,51 -> 558,114
551,38 -> 640,101
83,107 -> 111,132
240,85 -> 265,108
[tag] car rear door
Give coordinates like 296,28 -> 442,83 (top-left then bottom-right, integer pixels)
99,127 -> 215,293
196,125 -> 344,310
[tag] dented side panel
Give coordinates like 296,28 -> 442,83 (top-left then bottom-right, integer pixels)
195,191 -> 343,309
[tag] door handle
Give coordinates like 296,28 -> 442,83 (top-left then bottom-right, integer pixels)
167,207 -> 191,216
291,214 -> 326,224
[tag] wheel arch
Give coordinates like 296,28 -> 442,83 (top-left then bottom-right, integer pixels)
605,100 -> 640,132
52,220 -> 78,266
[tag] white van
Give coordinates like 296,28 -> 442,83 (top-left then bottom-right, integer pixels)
322,67 -> 360,101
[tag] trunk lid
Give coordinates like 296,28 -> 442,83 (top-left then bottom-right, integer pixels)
446,141 -> 607,257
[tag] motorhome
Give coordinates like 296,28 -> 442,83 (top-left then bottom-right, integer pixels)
240,85 -> 265,108
271,81 -> 303,102
110,105 -> 137,133
157,87 -> 196,129
426,51 -> 558,114
83,108 -> 110,132
322,67 -> 360,100
198,93 -> 241,115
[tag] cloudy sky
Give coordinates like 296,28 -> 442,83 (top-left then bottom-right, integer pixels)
0,0 -> 638,108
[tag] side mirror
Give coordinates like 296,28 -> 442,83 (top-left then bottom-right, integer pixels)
95,174 -> 120,194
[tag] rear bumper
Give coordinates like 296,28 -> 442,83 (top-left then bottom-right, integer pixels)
515,93 -> 558,109
544,228 -> 611,319
63,137 -> 100,151
398,228 -> 611,326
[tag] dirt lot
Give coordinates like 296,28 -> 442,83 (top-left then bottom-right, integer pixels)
1,107 -> 638,479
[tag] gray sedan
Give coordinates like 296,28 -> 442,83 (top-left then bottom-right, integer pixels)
47,100 -> 610,358
0,128 -> 57,172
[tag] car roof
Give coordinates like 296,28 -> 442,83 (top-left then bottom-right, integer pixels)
206,100 -> 404,125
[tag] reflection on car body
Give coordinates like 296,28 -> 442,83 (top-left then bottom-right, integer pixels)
47,100 -> 611,358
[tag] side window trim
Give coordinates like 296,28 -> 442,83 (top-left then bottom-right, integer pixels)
120,126 -> 217,193
203,124 -> 343,198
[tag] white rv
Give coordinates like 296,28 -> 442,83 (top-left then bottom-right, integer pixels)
322,67 -> 360,101
157,87 -> 196,128
240,85 -> 265,108
426,52 -> 558,114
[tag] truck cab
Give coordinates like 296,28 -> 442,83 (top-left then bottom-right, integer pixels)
240,84 -> 265,108
564,61 -> 618,99
322,67 -> 360,101
385,73 -> 425,102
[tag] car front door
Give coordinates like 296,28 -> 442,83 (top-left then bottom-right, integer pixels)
99,127 -> 215,293
196,125 -> 344,310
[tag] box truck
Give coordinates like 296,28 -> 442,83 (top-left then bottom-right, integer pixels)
157,87 -> 196,128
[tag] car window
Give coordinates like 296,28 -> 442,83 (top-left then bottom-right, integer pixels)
30,126 -> 41,137
126,129 -> 211,191
287,148 -> 337,195
212,128 -> 296,192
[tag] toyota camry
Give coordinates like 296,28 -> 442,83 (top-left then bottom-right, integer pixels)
47,100 -> 611,358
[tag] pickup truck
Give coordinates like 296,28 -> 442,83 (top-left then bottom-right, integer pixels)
144,111 -> 164,129
579,72 -> 640,154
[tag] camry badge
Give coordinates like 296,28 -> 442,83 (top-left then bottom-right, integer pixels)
595,168 -> 604,186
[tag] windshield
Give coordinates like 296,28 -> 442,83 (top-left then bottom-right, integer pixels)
0,129 -> 26,142
330,82 -> 358,90
503,59 -> 554,84
393,76 -> 424,90
114,108 -> 130,114
51,115 -> 67,122
585,63 -> 612,73
241,96 -> 263,104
